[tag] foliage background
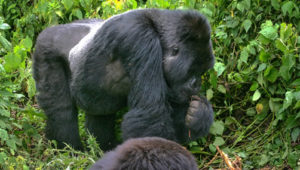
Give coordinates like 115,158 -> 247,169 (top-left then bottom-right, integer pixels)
0,0 -> 299,169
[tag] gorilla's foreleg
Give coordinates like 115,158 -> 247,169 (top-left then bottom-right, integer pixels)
33,46 -> 82,150
85,114 -> 117,151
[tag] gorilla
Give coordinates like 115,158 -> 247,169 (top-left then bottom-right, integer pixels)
90,137 -> 198,170
32,9 -> 214,151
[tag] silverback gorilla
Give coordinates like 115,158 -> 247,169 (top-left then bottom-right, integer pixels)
32,9 -> 214,151
90,137 -> 198,170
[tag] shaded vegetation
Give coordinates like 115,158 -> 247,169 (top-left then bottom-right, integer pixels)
0,0 -> 299,169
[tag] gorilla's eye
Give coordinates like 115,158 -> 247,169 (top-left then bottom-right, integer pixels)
171,47 -> 179,56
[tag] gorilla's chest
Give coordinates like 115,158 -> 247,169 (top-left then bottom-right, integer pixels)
68,22 -> 131,98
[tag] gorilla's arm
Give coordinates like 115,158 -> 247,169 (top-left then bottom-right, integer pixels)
119,13 -> 176,140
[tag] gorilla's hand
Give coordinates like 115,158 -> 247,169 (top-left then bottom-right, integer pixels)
185,95 -> 213,138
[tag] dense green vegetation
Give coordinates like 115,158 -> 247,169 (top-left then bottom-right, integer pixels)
0,0 -> 299,169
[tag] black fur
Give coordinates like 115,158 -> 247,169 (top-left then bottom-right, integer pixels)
90,137 -> 198,170
33,9 -> 214,151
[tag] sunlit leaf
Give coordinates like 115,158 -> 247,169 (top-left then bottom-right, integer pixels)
213,137 -> 225,146
209,121 -> 224,135
217,84 -> 226,94
214,62 -> 226,77
62,0 -> 73,11
252,90 -> 261,101
283,91 -> 294,110
0,35 -> 12,51
21,37 -> 33,51
4,52 -> 22,72
206,88 -> 213,101
0,23 -> 10,30
259,21 -> 278,40
257,63 -> 266,72
275,39 -> 287,53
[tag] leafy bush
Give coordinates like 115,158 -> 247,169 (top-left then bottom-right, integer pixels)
0,0 -> 299,169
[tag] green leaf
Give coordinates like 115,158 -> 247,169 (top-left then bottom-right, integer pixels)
294,101 -> 300,109
206,89 -> 213,101
217,85 -> 226,94
246,108 -> 256,116
250,82 -> 258,91
243,19 -> 252,32
0,152 -> 7,165
296,112 -> 300,119
0,109 -> 10,117
200,8 -> 213,18
4,52 -> 22,72
288,152 -> 298,168
283,91 -> 294,110
291,78 -> 300,87
257,63 -> 266,72
214,62 -> 225,77
291,128 -> 300,142
269,98 -> 282,113
0,128 -> 9,141
258,50 -> 270,62
209,70 -> 217,89
271,0 -> 280,10
21,37 -> 33,51
280,23 -> 293,41
213,137 -> 225,146
259,21 -> 278,40
72,8 -> 83,19
209,144 -> 216,153
281,1 -> 294,16
62,0 -> 73,11
6,139 -> 16,150
275,39 -> 287,53
237,2 -> 245,12
0,23 -> 10,30
264,66 -> 279,83
259,154 -> 269,166
209,121 -> 224,135
27,77 -> 36,99
0,35 -> 12,51
252,90 -> 261,101
279,55 -> 295,80
240,48 -> 248,63
293,91 -> 300,101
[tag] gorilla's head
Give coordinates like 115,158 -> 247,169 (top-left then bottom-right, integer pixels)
161,10 -> 214,104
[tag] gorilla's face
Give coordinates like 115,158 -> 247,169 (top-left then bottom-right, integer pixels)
163,12 -> 214,104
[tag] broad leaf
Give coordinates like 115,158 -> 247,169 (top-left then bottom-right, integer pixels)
252,90 -> 261,101
243,19 -> 252,32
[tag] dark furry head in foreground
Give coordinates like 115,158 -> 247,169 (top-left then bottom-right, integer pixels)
90,137 -> 198,170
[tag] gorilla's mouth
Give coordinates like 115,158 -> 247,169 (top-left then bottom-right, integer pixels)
168,77 -> 201,104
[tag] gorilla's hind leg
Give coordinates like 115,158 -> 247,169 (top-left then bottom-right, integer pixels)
85,114 -> 117,151
33,50 -> 82,150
